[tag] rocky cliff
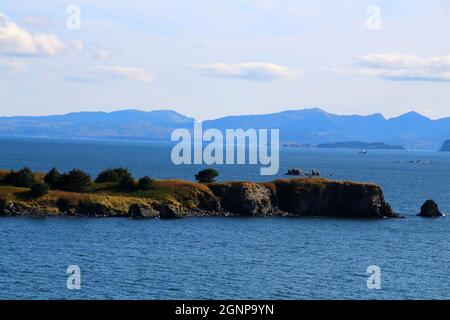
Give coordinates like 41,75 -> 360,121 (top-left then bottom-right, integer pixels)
1,178 -> 398,219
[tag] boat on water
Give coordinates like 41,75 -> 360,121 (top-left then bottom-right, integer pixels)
358,149 -> 368,155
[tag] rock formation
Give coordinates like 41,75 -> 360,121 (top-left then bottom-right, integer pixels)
418,200 -> 444,217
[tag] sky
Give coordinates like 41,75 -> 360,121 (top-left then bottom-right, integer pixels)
1,0 -> 450,120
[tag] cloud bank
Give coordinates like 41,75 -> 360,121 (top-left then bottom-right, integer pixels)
193,62 -> 301,81
0,12 -> 82,57
359,53 -> 450,82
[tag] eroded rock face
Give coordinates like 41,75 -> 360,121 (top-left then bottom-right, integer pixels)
418,200 -> 444,218
209,182 -> 276,216
159,204 -> 184,219
128,204 -> 159,219
273,179 -> 398,218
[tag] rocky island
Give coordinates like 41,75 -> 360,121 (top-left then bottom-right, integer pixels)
0,167 -> 399,219
440,140 -> 450,152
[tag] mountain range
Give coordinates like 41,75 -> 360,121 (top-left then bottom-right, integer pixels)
0,108 -> 449,150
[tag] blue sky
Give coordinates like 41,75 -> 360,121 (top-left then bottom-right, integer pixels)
1,0 -> 450,120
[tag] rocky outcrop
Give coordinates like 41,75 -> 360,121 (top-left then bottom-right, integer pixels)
272,179 -> 397,218
128,204 -> 160,219
0,178 -> 399,219
207,179 -> 398,219
208,182 -> 277,216
440,140 -> 450,152
418,200 -> 444,217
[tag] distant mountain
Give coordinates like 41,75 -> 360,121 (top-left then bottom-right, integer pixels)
203,108 -> 450,150
0,109 -> 195,141
316,141 -> 404,150
1,108 -> 450,149
440,140 -> 450,152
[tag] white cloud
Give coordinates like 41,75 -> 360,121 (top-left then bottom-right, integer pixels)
0,12 -> 82,57
93,49 -> 114,60
359,53 -> 450,81
193,62 -> 301,81
0,58 -> 27,73
88,66 -> 153,82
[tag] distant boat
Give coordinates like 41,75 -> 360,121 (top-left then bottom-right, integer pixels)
358,149 -> 368,155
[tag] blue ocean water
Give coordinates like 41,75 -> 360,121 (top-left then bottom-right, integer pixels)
1,137 -> 450,299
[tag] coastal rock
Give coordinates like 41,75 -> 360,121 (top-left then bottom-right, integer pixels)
159,204 -> 184,219
208,182 -> 276,216
128,204 -> 159,219
273,179 -> 398,218
418,200 -> 444,217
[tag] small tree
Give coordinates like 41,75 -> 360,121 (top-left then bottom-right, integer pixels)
195,168 -> 219,183
119,175 -> 136,191
44,168 -> 61,188
59,169 -> 93,193
30,182 -> 49,198
4,167 -> 36,187
138,176 -> 154,191
95,168 -> 131,183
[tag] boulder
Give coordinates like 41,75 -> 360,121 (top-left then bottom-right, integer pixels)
418,200 -> 444,217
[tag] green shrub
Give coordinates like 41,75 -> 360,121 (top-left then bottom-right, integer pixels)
138,176 -> 154,191
4,168 -> 36,187
44,168 -> 61,188
195,168 -> 219,183
59,169 -> 93,193
118,175 -> 136,191
95,168 -> 131,183
30,182 -> 49,198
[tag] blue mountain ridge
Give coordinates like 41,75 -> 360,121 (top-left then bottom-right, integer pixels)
1,108 -> 449,150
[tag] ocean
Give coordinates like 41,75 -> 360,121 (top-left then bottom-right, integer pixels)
1,137 -> 449,299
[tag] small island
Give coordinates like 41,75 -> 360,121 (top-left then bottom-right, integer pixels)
0,167 -> 398,219
316,141 -> 405,150
440,140 -> 450,152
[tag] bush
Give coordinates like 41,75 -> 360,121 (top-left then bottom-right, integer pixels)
95,168 -> 131,183
118,175 -> 136,191
4,167 -> 36,187
195,168 -> 219,183
44,168 -> 61,188
59,169 -> 93,193
30,182 -> 49,198
138,176 -> 154,191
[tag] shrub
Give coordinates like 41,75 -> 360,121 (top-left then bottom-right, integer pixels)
59,169 -> 93,193
195,168 -> 219,183
44,168 -> 61,188
95,168 -> 131,183
30,182 -> 49,198
4,167 -> 36,187
138,176 -> 154,191
119,175 -> 136,191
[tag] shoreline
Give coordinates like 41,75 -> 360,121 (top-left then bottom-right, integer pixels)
1,168 -> 399,219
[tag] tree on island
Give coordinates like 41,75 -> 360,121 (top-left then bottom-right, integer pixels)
4,167 -> 36,187
95,168 -> 132,183
195,168 -> 219,183
119,175 -> 136,191
44,168 -> 61,189
138,176 -> 154,191
59,169 -> 93,193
